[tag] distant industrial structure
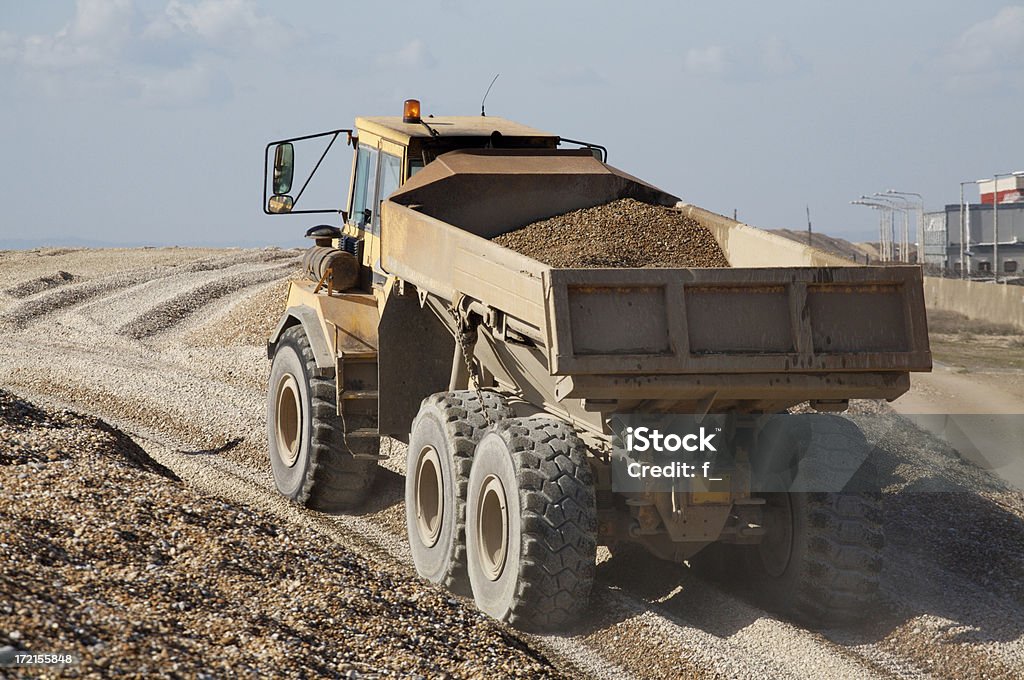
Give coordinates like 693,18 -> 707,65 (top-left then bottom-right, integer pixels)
850,190 -> 923,263
923,174 -> 1024,281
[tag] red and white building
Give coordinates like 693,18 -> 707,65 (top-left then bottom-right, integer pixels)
978,175 -> 1024,205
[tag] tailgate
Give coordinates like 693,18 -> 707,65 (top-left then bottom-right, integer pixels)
543,266 -> 931,375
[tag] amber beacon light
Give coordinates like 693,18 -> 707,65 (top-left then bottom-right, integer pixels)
402,99 -> 421,124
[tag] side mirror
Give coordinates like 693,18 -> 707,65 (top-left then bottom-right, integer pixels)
272,143 -> 294,194
263,129 -> 353,216
267,194 -> 294,214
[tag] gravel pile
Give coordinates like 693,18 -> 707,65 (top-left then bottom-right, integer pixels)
179,249 -> 296,273
120,263 -> 297,340
0,389 -> 563,678
492,198 -> 730,268
4,270 -> 80,298
2,270 -> 160,328
187,280 -> 289,348
1,251 -> 298,330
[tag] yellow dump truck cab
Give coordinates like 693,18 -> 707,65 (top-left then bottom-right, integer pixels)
344,115 -> 560,279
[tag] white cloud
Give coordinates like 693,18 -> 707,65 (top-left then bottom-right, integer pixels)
943,6 -> 1024,89
13,0 -> 133,69
146,0 -> 289,49
377,39 -> 437,69
1,0 -> 293,106
0,31 -> 19,63
758,37 -> 805,78
684,39 -> 807,81
684,46 -> 729,76
138,60 -> 230,107
68,0 -> 135,43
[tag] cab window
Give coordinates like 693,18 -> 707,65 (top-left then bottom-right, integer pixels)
350,144 -> 378,227
372,152 -> 403,233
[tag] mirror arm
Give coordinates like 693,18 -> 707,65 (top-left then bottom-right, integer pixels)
291,131 -> 340,209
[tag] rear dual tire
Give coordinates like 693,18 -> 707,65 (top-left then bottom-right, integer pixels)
750,486 -> 884,623
405,391 -> 513,595
466,417 -> 597,632
699,414 -> 885,624
405,394 -> 598,631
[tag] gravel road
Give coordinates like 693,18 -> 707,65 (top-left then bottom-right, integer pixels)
0,390 -> 563,678
1,246 -> 1023,679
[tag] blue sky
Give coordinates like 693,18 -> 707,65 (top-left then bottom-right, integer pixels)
1,1 -> 1023,247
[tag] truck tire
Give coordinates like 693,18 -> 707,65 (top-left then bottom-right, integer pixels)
747,415 -> 884,623
466,417 -> 597,631
267,325 -> 378,512
405,391 -> 512,595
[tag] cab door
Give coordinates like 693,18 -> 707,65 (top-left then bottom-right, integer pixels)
349,143 -> 379,233
361,138 -> 405,283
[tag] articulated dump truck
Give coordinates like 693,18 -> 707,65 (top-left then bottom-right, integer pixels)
263,101 -> 931,631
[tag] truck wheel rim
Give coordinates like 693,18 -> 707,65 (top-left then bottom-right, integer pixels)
759,494 -> 793,577
275,373 -> 302,467
477,474 -> 509,581
415,446 -> 444,548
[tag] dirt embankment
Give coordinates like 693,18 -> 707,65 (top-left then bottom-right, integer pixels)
493,198 -> 730,268
0,389 -> 563,678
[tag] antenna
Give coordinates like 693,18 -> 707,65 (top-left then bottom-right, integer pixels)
806,205 -> 812,246
481,73 -> 500,116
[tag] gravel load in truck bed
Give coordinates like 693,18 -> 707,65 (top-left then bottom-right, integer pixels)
492,198 -> 730,268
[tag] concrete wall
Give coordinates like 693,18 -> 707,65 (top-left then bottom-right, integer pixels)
677,203 -> 855,268
924,276 -> 1024,331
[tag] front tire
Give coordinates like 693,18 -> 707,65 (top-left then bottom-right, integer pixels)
466,417 -> 597,631
267,325 -> 378,512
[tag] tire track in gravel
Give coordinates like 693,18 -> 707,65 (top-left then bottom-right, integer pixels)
74,262 -> 289,332
1,250 -> 296,329
3,269 -> 175,328
119,263 -> 297,339
3,270 -> 80,298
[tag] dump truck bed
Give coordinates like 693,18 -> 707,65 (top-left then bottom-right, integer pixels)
380,149 -> 930,405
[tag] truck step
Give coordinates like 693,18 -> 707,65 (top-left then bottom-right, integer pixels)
340,390 -> 378,400
344,428 -> 380,438
337,351 -> 377,362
